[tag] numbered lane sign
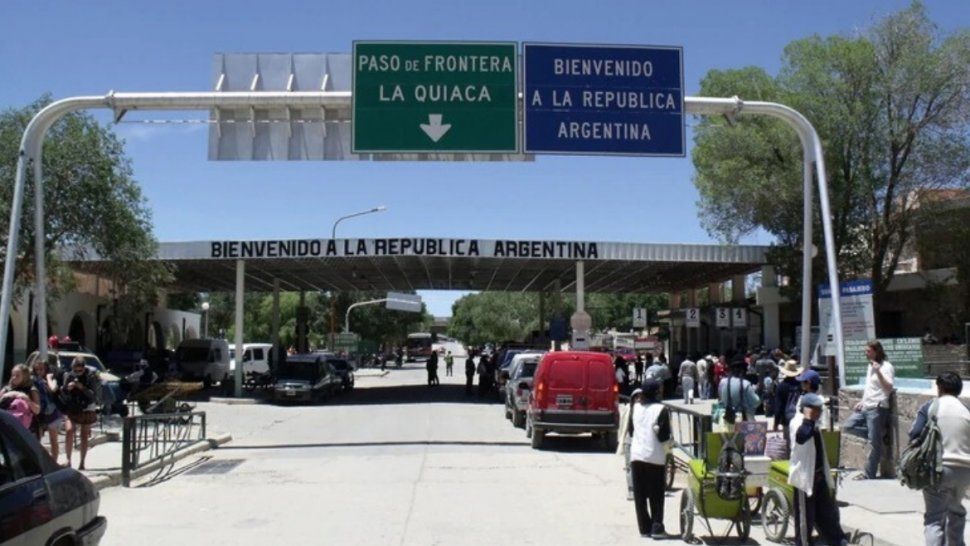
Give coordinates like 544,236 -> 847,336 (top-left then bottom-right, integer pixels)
733,308 -> 747,328
685,308 -> 701,328
716,308 -> 731,328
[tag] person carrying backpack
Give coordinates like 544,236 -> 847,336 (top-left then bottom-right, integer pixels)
628,378 -> 671,539
907,372 -> 970,546
789,393 -> 849,546
718,358 -> 760,425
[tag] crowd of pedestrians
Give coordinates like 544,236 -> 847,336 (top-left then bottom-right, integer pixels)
1,351 -> 100,469
613,339 -> 969,546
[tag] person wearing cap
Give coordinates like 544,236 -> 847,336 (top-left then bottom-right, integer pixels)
789,392 -> 850,546
796,369 -> 830,428
628,378 -> 672,538
617,388 -> 644,501
842,339 -> 895,479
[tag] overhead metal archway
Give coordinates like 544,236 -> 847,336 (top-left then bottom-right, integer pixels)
0,91 -> 847,393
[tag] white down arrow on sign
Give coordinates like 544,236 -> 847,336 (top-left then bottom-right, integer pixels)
419,114 -> 451,142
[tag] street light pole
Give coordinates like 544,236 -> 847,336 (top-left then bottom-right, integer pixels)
201,301 -> 210,338
329,206 -> 387,349
331,206 -> 386,240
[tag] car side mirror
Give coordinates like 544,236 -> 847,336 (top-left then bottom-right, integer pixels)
501,371 -> 510,380
518,382 -> 530,390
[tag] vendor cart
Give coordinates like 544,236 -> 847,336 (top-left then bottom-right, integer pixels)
128,381 -> 203,415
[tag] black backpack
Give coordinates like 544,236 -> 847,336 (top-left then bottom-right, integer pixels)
715,434 -> 747,500
899,400 -> 944,491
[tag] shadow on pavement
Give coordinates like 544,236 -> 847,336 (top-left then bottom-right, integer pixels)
219,439 -> 529,450
531,434 -> 618,454
326,383 -> 503,406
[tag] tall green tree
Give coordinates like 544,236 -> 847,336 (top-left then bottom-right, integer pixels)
691,3 -> 970,311
448,292 -> 540,346
0,96 -> 171,329
448,291 -> 669,346
206,290 -> 430,348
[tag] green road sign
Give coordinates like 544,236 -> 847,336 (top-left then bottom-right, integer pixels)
352,41 -> 518,153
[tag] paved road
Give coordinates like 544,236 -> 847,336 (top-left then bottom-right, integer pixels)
99,355 -> 772,545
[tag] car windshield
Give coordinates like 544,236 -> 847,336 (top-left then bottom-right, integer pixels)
502,351 -> 521,367
277,362 -> 319,381
519,361 -> 538,377
58,355 -> 105,372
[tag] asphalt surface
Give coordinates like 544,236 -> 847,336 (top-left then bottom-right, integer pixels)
95,349 -> 826,545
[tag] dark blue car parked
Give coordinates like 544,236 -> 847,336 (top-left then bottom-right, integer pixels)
0,411 -> 106,545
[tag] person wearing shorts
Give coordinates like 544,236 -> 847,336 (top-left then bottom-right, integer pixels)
59,357 -> 99,470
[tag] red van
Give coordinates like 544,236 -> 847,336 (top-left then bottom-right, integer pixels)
526,351 -> 619,450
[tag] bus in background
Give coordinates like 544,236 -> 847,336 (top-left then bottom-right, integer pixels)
406,332 -> 434,362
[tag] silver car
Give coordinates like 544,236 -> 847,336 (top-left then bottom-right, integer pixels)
504,353 -> 544,428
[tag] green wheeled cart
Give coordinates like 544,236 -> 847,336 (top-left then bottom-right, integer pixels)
761,430 -> 840,542
760,430 -> 873,546
679,432 -> 752,542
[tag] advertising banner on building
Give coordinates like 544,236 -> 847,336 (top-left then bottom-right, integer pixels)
843,337 -> 923,385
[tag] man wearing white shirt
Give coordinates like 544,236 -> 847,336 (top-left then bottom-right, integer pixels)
842,340 -> 895,479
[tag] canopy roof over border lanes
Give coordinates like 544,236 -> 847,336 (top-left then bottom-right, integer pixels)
67,237 -> 771,294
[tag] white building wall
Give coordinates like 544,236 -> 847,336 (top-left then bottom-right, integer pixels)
7,292 -> 200,366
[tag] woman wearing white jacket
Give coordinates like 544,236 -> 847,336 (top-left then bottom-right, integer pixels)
788,393 -> 849,546
627,378 -> 671,538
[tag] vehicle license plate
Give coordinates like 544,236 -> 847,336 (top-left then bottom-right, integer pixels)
556,395 -> 573,407
286,389 -> 296,397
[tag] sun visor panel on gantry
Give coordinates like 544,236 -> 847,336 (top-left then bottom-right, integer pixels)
208,53 -> 532,162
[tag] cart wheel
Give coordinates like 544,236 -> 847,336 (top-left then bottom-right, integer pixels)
849,530 -> 875,546
664,454 -> 676,490
679,489 -> 695,541
737,495 -> 751,541
761,488 -> 789,543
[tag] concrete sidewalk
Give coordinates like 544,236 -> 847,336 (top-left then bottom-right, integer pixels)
36,413 -> 232,489
836,478 -> 962,546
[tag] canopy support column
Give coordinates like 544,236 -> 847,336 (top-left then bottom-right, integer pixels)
233,259 -> 245,398
570,261 -> 591,350
271,278 -> 280,370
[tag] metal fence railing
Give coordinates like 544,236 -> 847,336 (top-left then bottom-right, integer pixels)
121,411 -> 206,487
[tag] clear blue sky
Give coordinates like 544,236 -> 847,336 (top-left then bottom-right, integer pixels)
3,1 -> 967,316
